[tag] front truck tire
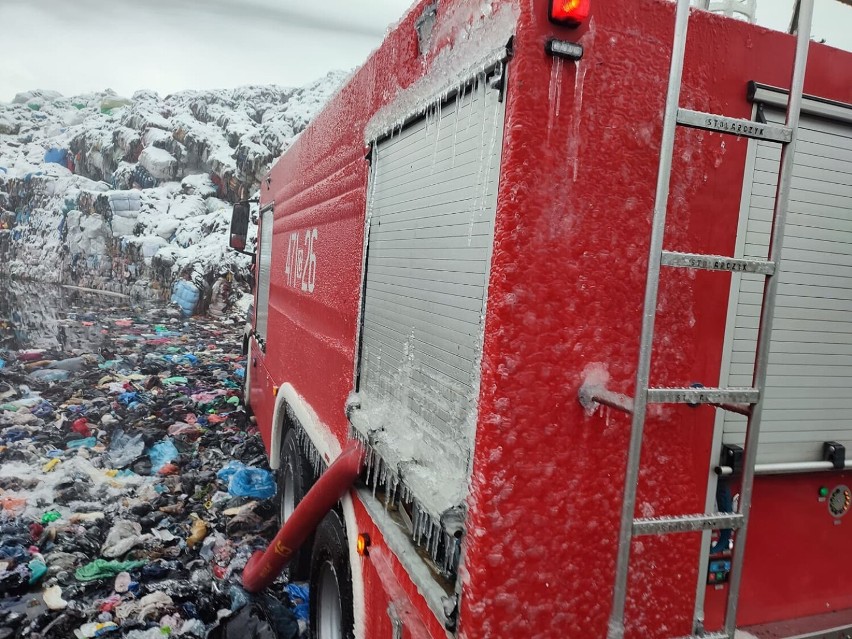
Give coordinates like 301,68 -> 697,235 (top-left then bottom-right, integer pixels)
310,510 -> 354,639
242,352 -> 251,409
277,428 -> 315,581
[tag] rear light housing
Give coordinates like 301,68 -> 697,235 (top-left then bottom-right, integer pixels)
549,0 -> 591,27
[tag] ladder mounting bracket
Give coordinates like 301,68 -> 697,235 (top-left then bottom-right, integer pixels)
578,382 -> 634,415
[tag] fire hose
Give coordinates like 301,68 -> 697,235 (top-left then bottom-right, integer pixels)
242,440 -> 364,592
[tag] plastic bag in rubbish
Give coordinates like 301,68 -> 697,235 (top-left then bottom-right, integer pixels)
29,368 -> 71,382
216,460 -> 247,483
149,438 -> 179,473
226,467 -> 276,499
109,431 -> 145,468
285,584 -> 309,622
207,594 -> 298,639
27,558 -> 47,584
75,558 -> 147,582
67,436 -> 98,449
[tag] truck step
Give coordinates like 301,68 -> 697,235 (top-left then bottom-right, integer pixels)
661,251 -> 776,275
633,512 -> 744,536
676,108 -> 793,143
668,633 -> 730,639
647,387 -> 759,405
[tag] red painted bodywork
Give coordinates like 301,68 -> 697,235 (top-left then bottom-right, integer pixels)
247,1 -> 852,637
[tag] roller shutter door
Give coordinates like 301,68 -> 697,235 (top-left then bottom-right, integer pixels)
353,79 -> 505,516
722,109 -> 852,464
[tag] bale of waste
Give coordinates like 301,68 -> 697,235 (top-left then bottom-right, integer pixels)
171,279 -> 200,316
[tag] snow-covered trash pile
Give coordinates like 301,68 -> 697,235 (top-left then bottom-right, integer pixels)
0,73 -> 345,301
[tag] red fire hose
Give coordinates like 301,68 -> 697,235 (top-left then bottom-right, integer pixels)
242,440 -> 364,592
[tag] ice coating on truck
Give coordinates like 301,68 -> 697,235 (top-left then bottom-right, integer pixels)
364,2 -> 519,143
246,0 -> 852,636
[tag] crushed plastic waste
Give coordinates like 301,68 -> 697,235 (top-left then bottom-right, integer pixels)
0,296 -> 305,638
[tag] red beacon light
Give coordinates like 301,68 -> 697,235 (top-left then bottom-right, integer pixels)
549,0 -> 591,27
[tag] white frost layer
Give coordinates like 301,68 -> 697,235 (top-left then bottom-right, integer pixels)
364,1 -> 519,143
351,392 -> 471,521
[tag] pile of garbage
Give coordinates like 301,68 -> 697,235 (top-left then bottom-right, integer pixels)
0,74 -> 344,298
0,298 -> 303,638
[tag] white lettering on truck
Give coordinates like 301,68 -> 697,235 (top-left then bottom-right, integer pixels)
284,228 -> 318,293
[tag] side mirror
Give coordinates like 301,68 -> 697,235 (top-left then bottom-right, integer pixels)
230,202 -> 251,253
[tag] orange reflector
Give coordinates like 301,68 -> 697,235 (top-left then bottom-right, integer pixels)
549,0 -> 590,26
356,533 -> 371,556
272,385 -> 279,397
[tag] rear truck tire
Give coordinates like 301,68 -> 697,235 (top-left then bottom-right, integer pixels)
310,510 -> 354,639
277,428 -> 315,581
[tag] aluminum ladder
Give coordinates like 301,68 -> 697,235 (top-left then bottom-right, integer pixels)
601,1 -> 815,637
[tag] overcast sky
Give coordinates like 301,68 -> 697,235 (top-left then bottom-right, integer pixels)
0,0 -> 849,102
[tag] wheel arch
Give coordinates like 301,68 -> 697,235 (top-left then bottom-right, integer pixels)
266,383 -> 366,639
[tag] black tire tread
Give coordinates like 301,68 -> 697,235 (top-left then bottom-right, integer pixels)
278,427 -> 315,581
309,510 -> 354,639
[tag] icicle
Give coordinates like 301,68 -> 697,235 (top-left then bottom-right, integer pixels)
412,507 -> 421,541
385,476 -> 395,509
555,58 -> 564,117
429,101 -> 444,176
467,73 -> 490,244
547,58 -> 561,140
472,91 -> 503,230
365,448 -> 374,486
450,93 -> 462,168
571,57 -> 590,182
465,76 -> 479,132
372,459 -> 381,498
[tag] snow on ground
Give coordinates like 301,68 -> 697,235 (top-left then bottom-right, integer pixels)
0,74 -> 345,307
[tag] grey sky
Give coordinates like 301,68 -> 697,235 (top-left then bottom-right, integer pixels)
0,0 -> 849,102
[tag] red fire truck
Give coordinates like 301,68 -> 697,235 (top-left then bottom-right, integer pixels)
229,0 -> 852,637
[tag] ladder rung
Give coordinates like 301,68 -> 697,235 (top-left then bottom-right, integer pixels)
677,108 -> 793,143
647,387 -> 759,405
633,512 -> 744,536
661,251 -> 776,275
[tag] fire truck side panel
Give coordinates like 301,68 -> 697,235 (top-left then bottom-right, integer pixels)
462,1 -> 852,637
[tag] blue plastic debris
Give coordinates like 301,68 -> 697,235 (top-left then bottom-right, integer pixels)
286,583 -> 310,622
67,436 -> 98,449
149,438 -> 180,473
226,467 -> 276,499
171,280 -> 200,317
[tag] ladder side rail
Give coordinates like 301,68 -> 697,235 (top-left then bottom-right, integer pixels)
723,1 -> 815,633
607,0 -> 693,636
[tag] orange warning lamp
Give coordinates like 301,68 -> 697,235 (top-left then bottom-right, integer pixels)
356,533 -> 371,556
549,0 -> 591,26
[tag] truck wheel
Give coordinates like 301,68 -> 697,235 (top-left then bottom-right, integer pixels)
310,510 -> 354,639
241,352 -> 251,410
277,428 -> 314,580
